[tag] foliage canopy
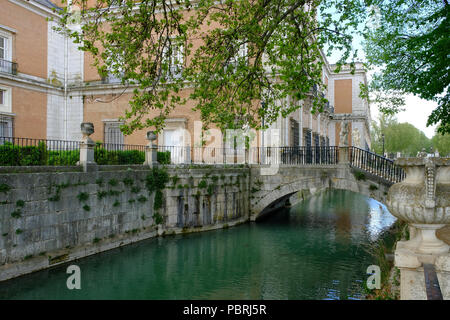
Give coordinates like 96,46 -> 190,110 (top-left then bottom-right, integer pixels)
363,0 -> 449,135
58,0 -> 365,133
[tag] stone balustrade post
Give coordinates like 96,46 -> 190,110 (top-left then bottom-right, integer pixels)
338,146 -> 349,164
78,122 -> 97,172
144,131 -> 158,167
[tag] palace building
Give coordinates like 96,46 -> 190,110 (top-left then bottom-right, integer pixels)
0,0 -> 371,155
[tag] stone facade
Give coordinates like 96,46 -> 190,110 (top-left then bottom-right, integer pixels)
1,0 -> 371,150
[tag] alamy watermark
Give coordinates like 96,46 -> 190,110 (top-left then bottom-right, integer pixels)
366,265 -> 381,290
66,265 -> 81,290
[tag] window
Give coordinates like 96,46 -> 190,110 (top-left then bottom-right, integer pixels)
0,114 -> 13,139
0,37 -> 5,59
104,121 -> 124,149
290,119 -> 299,147
226,42 -> 248,72
162,40 -> 184,79
0,86 -> 11,113
0,31 -> 13,74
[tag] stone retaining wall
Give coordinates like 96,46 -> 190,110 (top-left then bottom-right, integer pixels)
0,165 -> 250,281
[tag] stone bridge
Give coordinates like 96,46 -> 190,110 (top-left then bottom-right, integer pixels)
249,163 -> 393,221
248,146 -> 402,221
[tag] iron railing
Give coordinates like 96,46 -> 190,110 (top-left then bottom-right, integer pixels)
0,59 -> 18,75
250,146 -> 339,165
0,137 -> 409,182
350,147 -> 406,183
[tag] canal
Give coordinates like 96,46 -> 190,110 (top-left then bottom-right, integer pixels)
0,190 -> 396,299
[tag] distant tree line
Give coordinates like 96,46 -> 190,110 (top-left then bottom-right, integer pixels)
371,115 -> 450,157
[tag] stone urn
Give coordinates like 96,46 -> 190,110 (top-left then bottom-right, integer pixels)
146,131 -> 157,142
81,122 -> 94,138
386,157 -> 450,255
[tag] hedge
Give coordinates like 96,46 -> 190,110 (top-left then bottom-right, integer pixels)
0,142 -> 171,166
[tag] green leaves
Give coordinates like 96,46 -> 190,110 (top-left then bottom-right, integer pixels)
61,0 -> 364,133
364,0 -> 449,133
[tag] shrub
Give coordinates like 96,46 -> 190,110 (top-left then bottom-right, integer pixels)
354,171 -> 366,181
16,200 -> 25,207
123,177 -> 134,186
152,212 -> 164,225
94,147 -> 145,165
77,192 -> 89,202
137,195 -> 147,203
0,184 -> 11,193
198,180 -> 207,189
157,151 -> 171,164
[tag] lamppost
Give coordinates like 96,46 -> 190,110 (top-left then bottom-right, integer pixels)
382,133 -> 385,157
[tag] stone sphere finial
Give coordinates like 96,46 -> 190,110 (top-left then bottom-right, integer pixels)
146,131 -> 157,141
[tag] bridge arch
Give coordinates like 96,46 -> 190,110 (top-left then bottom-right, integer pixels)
249,165 -> 392,221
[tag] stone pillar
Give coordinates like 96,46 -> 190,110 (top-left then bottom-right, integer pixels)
144,131 -> 158,167
79,122 -> 97,172
387,157 -> 450,299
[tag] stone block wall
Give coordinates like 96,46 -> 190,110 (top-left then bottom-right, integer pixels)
0,165 -> 250,281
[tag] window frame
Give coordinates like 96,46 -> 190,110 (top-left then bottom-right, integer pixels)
0,29 -> 12,61
103,120 -> 124,149
162,39 -> 185,79
0,113 -> 14,139
0,86 -> 12,113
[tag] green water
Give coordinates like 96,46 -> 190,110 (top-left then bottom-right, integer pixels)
0,190 -> 396,300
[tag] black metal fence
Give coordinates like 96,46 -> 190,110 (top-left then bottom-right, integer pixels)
0,137 -> 149,166
156,145 -> 339,165
0,137 -> 409,182
251,146 -> 339,165
350,147 -> 406,183
0,137 -> 80,166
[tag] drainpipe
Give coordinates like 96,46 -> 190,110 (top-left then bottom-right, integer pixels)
64,34 -> 68,141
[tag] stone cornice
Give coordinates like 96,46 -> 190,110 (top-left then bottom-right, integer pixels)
8,0 -> 61,19
0,73 -> 62,95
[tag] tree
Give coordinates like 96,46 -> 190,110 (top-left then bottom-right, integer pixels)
371,115 -> 432,156
363,0 -> 450,135
370,113 -> 397,154
431,129 -> 450,156
57,0 -> 366,134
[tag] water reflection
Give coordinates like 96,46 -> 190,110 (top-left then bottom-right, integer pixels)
0,190 -> 395,300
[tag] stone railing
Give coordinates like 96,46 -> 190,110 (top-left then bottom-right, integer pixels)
387,157 -> 449,299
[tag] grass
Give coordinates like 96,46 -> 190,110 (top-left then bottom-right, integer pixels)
363,220 -> 408,300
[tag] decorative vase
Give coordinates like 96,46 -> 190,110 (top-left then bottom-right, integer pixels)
386,157 -> 449,255
146,131 -> 157,142
81,122 -> 94,137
